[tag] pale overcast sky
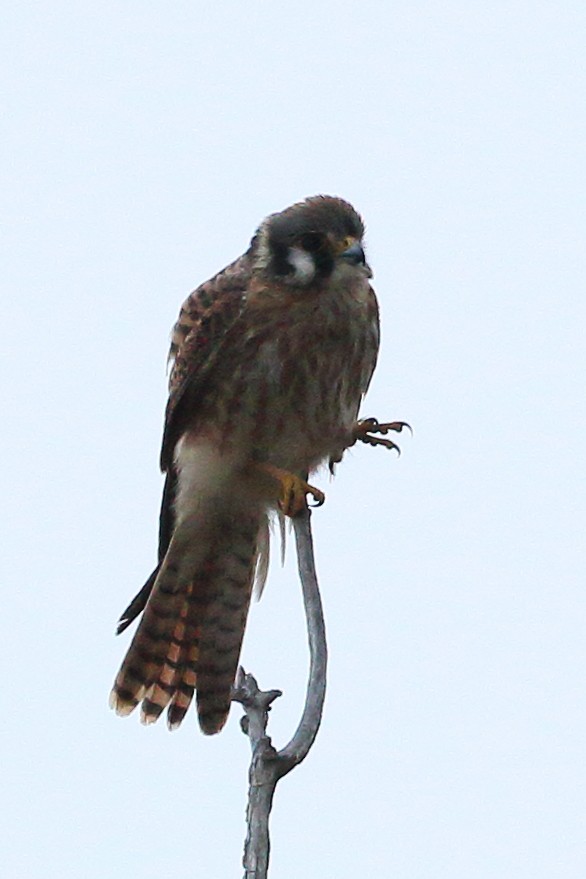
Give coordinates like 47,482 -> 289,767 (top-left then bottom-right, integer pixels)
2,3 -> 586,877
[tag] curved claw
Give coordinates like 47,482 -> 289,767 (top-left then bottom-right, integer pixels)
359,418 -> 412,436
353,417 -> 411,454
308,490 -> 325,508
258,463 -> 325,517
284,481 -> 325,515
361,434 -> 402,455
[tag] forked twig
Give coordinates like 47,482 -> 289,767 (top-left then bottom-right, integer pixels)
232,506 -> 327,879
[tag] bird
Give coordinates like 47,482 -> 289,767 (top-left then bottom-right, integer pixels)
110,195 -> 406,735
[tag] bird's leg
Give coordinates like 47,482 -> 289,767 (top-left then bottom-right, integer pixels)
352,418 -> 412,454
257,463 -> 325,517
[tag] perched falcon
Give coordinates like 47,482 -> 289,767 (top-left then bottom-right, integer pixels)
110,195 -> 404,734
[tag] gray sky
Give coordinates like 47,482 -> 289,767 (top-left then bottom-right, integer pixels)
2,2 -> 585,877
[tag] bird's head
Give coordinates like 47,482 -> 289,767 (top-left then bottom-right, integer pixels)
251,195 -> 371,287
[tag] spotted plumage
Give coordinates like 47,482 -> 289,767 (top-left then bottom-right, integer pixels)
110,195 -> 381,734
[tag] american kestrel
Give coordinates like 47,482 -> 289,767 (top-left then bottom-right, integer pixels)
110,195 -> 405,734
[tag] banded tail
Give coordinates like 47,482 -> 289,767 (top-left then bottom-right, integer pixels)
110,508 -> 264,734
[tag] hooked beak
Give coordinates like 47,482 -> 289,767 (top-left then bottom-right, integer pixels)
340,241 -> 372,278
340,241 -> 366,265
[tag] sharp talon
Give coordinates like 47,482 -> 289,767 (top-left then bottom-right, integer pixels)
381,420 -> 412,436
353,417 -> 411,453
363,435 -> 401,454
359,418 -> 411,436
308,489 -> 325,508
258,463 -> 325,517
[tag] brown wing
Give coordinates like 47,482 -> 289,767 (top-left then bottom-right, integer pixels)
160,252 -> 252,471
116,252 -> 251,635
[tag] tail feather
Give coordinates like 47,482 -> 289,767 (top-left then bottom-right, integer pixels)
145,583 -> 203,728
110,510 -> 262,733
140,587 -> 196,724
195,540 -> 257,733
109,582 -> 187,717
167,641 -> 199,730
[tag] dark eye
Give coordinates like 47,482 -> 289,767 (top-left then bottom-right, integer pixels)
300,232 -> 324,253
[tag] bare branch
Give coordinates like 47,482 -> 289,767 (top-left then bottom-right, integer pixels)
232,506 -> 328,878
277,507 -> 327,771
232,668 -> 281,879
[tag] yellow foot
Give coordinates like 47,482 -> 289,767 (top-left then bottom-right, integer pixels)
259,464 -> 325,517
353,418 -> 412,454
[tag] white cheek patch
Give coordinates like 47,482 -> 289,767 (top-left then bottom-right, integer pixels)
287,246 -> 316,284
